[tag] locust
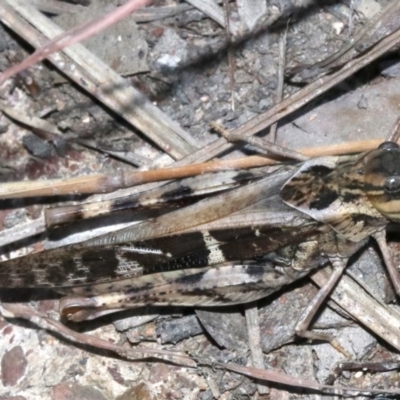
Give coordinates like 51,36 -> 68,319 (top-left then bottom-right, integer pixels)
2,1 -> 400,397
2,133 -> 400,396
1,136 -> 400,337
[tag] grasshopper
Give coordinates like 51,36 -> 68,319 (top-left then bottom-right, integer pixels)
1,136 -> 400,335
3,136 -> 400,397
2,1 -> 400,397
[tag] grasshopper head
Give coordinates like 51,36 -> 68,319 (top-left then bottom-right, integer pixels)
365,141 -> 400,221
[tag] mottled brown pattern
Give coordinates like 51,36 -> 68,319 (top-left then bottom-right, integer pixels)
281,152 -> 388,241
3,144 -> 400,321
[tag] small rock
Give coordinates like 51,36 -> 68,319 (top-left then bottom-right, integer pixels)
157,315 -> 203,344
51,382 -> 108,400
116,383 -> 153,400
152,29 -> 188,72
199,390 -> 214,400
196,310 -> 248,350
1,346 -> 28,387
113,313 -> 158,332
259,283 -> 318,352
22,134 -> 54,159
313,326 -> 377,382
3,209 -> 26,229
357,94 -> 368,110
126,321 -> 157,344
0,123 -> 8,134
259,97 -> 272,110
107,365 -> 126,386
354,0 -> 381,19
380,59 -> 400,78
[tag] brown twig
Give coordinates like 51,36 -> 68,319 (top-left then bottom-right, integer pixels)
0,138 -> 388,199
217,361 -> 400,396
0,303 -> 196,366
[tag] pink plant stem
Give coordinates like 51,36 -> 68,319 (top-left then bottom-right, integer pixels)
0,0 -> 153,85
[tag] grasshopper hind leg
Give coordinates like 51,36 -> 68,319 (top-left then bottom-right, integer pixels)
294,257 -> 351,357
373,230 -> 400,296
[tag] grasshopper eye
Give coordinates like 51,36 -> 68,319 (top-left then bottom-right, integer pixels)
384,176 -> 400,194
364,145 -> 400,221
379,141 -> 399,151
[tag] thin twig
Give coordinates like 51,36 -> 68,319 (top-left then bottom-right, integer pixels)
32,0 -> 85,14
222,0 -> 236,111
211,120 -> 308,161
215,361 -> 400,396
245,305 -> 268,395
386,115 -> 400,142
269,28 -> 287,142
0,138 -> 392,199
